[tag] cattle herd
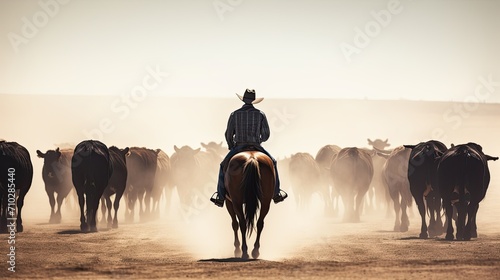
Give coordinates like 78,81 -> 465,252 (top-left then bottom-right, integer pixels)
0,138 -> 497,241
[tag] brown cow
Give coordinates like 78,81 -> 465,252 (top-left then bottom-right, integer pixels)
330,147 -> 374,222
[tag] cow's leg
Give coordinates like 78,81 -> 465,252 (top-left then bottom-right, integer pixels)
464,202 -> 479,241
0,195 -> 7,233
106,196 -> 113,228
16,190 -> 27,232
113,192 -> 123,228
0,194 -> 6,232
389,186 -> 400,231
444,200 -> 454,240
47,190 -> 56,223
455,201 -> 467,241
415,193 -> 428,239
427,196 -> 437,237
400,192 -> 410,232
77,190 -> 88,232
54,193 -> 63,223
100,196 -> 107,224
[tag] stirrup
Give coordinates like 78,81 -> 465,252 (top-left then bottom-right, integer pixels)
210,192 -> 224,207
273,190 -> 288,204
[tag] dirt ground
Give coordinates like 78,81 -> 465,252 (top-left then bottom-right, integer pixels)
2,186 -> 500,280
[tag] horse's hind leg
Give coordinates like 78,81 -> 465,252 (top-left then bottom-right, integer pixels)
252,205 -> 270,259
235,208 -> 248,259
226,201 -> 241,258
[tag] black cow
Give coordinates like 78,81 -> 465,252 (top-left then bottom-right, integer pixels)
71,140 -> 112,232
36,147 -> 74,223
404,140 -> 447,238
330,147 -> 374,222
437,143 -> 498,241
0,141 -> 33,232
100,146 -> 129,228
124,147 -> 158,222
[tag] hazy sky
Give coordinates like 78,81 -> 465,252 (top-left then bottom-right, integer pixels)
1,0 -> 499,102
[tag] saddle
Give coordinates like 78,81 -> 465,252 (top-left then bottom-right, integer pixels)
222,145 -> 262,173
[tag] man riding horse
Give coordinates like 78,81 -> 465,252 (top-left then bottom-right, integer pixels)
210,89 -> 288,207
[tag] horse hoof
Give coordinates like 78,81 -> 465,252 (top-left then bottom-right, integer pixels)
90,226 -> 98,232
445,233 -> 454,241
80,224 -> 89,232
112,223 -> 118,229
16,225 -> 24,233
419,232 -> 428,239
234,249 -> 242,258
252,249 -> 260,259
400,225 -> 409,232
241,253 -> 249,260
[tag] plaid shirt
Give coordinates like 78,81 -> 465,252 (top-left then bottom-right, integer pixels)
225,104 -> 270,149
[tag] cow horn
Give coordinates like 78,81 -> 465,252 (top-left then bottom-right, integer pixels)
485,155 -> 499,161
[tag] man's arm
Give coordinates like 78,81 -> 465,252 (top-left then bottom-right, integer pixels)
225,113 -> 235,149
260,111 -> 270,142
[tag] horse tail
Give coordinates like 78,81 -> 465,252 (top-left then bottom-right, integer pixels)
242,156 -> 262,237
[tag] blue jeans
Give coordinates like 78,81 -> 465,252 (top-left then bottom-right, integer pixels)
216,145 -> 280,198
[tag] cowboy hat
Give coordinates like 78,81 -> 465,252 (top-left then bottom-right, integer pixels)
236,89 -> 264,104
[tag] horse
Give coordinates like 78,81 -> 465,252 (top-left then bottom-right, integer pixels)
225,151 -> 275,259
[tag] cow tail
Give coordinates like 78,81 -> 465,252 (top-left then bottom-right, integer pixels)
462,150 -> 469,199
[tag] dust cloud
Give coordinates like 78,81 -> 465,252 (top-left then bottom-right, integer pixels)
1,94 -> 500,260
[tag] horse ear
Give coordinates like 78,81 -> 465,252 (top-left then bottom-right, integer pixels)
219,141 -> 223,146
174,145 -> 180,153
56,147 -> 60,153
403,145 -> 415,149
123,147 -> 130,156
201,143 -> 207,148
194,148 -> 201,154
36,150 -> 45,158
384,139 -> 388,143
367,138 -> 373,145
